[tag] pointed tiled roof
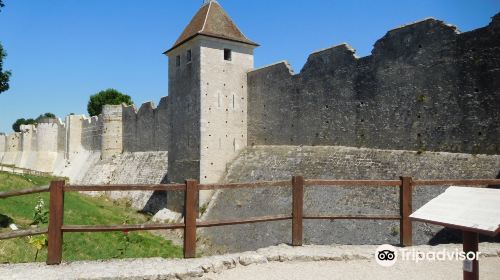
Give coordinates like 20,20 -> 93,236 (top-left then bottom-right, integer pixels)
165,1 -> 258,54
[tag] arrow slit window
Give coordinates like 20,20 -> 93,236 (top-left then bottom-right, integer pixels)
224,49 -> 232,61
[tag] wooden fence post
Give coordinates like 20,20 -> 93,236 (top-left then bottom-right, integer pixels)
47,180 -> 65,265
400,176 -> 413,247
463,231 -> 479,280
292,175 -> 304,246
184,179 -> 198,258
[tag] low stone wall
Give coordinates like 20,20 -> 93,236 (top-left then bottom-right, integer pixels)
203,145 -> 500,252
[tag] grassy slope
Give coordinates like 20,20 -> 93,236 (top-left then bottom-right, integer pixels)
0,172 -> 182,263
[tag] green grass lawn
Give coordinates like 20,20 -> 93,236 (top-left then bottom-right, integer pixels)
0,171 -> 182,263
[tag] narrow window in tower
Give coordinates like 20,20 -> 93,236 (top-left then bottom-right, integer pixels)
218,92 -> 221,108
224,49 -> 232,61
186,49 -> 192,63
176,55 -> 180,67
233,138 -> 236,151
232,94 -> 235,109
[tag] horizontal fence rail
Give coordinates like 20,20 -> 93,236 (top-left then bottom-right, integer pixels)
198,214 -> 293,228
0,186 -> 50,199
198,180 -> 290,190
0,228 -> 48,240
64,184 -> 186,192
0,164 -> 53,177
304,179 -> 402,186
413,179 -> 500,186
1,176 -> 499,265
302,214 -> 401,220
61,223 -> 185,233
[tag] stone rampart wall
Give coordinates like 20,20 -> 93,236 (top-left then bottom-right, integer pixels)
247,15 -> 500,155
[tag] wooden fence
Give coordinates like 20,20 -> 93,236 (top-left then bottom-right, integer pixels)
1,177 -> 499,265
0,164 -> 53,177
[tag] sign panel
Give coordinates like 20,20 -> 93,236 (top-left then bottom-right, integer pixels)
410,187 -> 500,236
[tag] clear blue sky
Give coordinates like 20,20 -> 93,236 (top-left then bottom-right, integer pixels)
0,0 -> 498,132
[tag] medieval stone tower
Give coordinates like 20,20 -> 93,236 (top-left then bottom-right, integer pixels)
165,0 -> 258,204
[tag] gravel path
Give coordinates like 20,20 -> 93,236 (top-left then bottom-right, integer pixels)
202,258 -> 500,280
1,243 -> 499,280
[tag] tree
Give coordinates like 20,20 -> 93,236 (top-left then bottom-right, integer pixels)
87,88 -> 133,116
0,0 -> 11,94
36,112 -> 56,121
12,118 -> 37,132
11,113 -> 56,132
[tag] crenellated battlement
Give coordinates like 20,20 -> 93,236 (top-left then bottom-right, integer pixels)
0,10 -> 498,215
247,13 -> 500,155
122,97 -> 170,153
0,97 -> 171,172
1,13 -> 499,178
